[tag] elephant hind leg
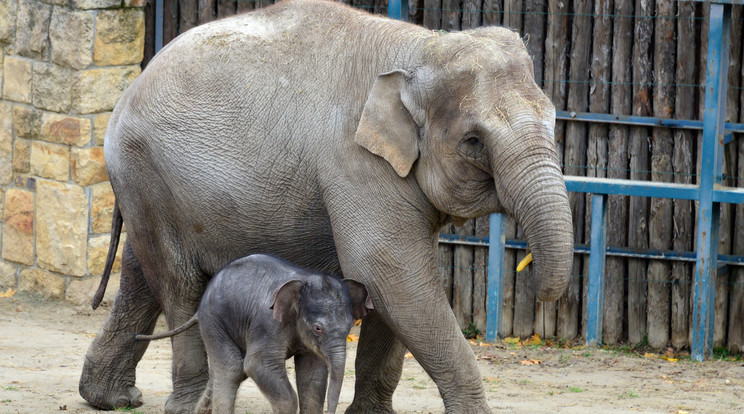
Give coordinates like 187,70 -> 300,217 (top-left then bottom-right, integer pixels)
345,312 -> 406,414
79,241 -> 161,409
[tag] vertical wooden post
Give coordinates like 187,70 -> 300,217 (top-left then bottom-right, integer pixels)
584,0 -> 612,343
605,0 -> 633,346
627,0 -> 653,345
692,1 -> 730,362
586,194 -> 608,346
671,0 -> 697,351
486,213 -> 506,341
647,0 -> 676,350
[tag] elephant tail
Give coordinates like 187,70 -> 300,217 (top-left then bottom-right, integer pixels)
91,199 -> 123,310
135,315 -> 199,341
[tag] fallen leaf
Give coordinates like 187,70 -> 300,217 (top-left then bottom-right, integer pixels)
520,359 -> 542,365
404,352 -> 414,359
0,288 -> 16,298
663,355 -> 678,362
346,334 -> 359,342
643,353 -> 660,359
504,337 -> 520,345
523,333 -> 542,346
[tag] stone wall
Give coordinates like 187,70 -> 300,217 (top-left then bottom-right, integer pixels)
0,0 -> 145,305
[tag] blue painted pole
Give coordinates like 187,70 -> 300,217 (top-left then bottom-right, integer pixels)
155,0 -> 163,53
691,2 -> 730,362
387,0 -> 409,21
486,213 -> 506,341
586,194 -> 607,346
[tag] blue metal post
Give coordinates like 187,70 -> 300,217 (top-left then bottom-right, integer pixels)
387,0 -> 409,21
586,194 -> 607,346
486,213 -> 506,341
155,0 -> 164,53
691,2 -> 730,361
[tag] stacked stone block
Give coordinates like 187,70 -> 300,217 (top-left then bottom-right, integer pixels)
0,0 -> 145,305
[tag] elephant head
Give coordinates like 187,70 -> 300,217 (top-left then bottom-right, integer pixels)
271,277 -> 372,413
355,27 -> 573,301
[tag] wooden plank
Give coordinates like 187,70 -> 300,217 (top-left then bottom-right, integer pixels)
584,0 -> 613,343
461,0 -> 483,29
502,0 -> 522,32
409,0 -> 425,25
605,0 -> 632,347
453,220 -> 475,329
646,0 -> 676,350
482,0 -> 502,26
423,0 -> 442,29
198,0 -> 217,24
544,0 -> 569,187
716,3 -> 742,349
523,0 -> 551,339
180,0 -> 199,35
473,216 -> 489,334
439,224 -> 454,308
236,0 -> 255,13
728,3 -> 744,354
162,0 -> 178,44
627,0 -> 653,345
559,0 -> 592,342
670,0 -> 696,351
501,221 -> 516,337
513,227 -> 534,338
442,0 -> 462,31
142,0 -> 156,68
217,0 -> 237,18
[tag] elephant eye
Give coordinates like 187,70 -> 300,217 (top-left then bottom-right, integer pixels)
313,324 -> 323,336
464,136 -> 483,150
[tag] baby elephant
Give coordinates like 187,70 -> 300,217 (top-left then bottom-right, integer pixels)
136,254 -> 373,414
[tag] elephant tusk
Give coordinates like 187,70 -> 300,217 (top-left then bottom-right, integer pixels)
516,252 -> 533,272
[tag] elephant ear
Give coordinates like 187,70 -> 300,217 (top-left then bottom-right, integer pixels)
270,280 -> 305,326
344,279 -> 374,320
354,70 -> 420,178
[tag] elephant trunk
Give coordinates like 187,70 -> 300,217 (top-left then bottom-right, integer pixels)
493,133 -> 573,302
324,347 -> 347,414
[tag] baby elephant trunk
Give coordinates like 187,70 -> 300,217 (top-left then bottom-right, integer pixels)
325,348 -> 347,414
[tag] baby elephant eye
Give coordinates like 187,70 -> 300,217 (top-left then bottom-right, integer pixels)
313,324 -> 323,335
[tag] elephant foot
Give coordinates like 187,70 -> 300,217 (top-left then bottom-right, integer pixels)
165,393 -> 200,414
345,401 -> 396,414
79,357 -> 143,409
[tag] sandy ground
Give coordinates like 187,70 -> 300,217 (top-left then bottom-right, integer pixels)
1,291 -> 743,414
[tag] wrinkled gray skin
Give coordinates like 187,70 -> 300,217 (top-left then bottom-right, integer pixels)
80,1 -> 573,413
135,254 -> 372,414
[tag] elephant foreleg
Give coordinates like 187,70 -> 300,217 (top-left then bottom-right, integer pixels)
79,241 -> 161,409
346,313 -> 406,414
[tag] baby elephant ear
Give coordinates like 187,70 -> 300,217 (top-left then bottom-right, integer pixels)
344,279 -> 374,320
354,70 -> 420,178
270,280 -> 304,326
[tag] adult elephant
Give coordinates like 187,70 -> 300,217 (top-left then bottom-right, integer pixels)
80,0 -> 573,412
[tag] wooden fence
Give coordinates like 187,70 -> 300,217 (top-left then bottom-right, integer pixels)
142,0 -> 744,353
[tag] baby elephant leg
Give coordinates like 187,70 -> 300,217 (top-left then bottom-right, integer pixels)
294,353 -> 328,414
245,354 -> 297,414
201,333 -> 246,414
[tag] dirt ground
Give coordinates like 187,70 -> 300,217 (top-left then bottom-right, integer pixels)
1,292 -> 743,414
